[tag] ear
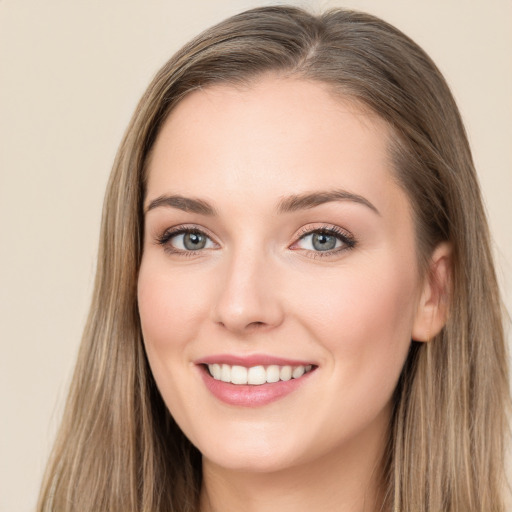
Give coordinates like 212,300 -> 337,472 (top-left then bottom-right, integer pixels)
412,242 -> 453,342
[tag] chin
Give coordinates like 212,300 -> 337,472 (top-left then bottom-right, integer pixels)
203,449 -> 298,474
196,430 -> 304,474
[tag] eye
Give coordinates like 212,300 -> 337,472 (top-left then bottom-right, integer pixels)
299,232 -> 340,251
291,226 -> 356,255
156,227 -> 217,254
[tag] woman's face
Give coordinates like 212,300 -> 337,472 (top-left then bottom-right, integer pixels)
138,77 -> 427,473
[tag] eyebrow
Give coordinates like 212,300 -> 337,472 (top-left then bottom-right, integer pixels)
144,189 -> 380,216
145,195 -> 217,215
277,189 -> 380,215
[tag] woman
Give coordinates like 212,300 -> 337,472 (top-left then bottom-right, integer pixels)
37,6 -> 510,512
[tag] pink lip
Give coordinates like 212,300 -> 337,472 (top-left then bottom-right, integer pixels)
195,353 -> 315,367
195,355 -> 317,407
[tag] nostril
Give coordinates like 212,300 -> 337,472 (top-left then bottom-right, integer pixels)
247,321 -> 265,329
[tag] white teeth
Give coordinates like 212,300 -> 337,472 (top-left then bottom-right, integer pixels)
292,366 -> 305,379
210,363 -> 221,380
207,363 -> 314,385
231,365 -> 248,384
247,366 -> 267,385
280,366 -> 292,381
220,364 -> 231,382
266,365 -> 280,383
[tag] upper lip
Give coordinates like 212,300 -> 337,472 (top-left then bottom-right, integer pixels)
195,354 -> 316,367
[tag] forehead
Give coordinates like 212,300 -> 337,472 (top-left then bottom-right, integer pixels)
145,77 -> 402,215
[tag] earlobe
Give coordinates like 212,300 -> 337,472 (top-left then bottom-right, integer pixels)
411,242 -> 453,342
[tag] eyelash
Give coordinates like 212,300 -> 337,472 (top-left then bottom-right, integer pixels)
155,224 -> 357,258
293,225 -> 357,259
155,225 -> 216,257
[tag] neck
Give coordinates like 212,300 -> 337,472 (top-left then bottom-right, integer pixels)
199,411 -> 390,512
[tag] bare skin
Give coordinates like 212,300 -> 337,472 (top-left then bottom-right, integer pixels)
138,76 -> 451,512
199,404 -> 389,512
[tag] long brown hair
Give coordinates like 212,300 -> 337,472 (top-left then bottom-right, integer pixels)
38,6 -> 509,511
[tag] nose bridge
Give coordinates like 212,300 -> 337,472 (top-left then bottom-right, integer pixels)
213,241 -> 283,333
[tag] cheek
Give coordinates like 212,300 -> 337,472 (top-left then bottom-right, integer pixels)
137,258 -> 215,425
291,255 -> 419,377
137,259 -> 210,349
136,257 -> 220,419
286,258 -> 419,441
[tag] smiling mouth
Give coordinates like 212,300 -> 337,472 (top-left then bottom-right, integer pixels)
205,363 -> 315,385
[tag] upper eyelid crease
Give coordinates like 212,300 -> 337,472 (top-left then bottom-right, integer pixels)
156,225 -> 217,243
144,189 -> 379,216
294,225 -> 356,247
157,225 -> 355,256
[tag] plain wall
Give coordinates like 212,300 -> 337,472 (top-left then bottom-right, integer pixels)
1,0 -> 510,510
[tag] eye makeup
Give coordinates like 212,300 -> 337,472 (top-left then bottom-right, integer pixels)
291,224 -> 357,259
154,224 -> 219,256
154,222 -> 357,259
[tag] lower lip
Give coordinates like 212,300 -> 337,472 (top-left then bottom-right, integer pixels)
198,366 -> 315,407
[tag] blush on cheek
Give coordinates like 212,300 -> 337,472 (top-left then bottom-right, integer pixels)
139,265 -> 199,331
297,263 -> 417,363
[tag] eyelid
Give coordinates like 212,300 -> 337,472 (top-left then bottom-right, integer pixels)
154,224 -> 219,254
294,224 -> 353,241
154,223 -> 356,258
290,224 -> 357,256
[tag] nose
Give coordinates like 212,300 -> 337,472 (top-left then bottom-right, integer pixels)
212,248 -> 285,335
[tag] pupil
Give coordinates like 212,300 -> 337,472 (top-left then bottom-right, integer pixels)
184,232 -> 206,250
312,233 -> 336,251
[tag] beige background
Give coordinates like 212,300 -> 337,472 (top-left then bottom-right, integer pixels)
1,0 -> 510,510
